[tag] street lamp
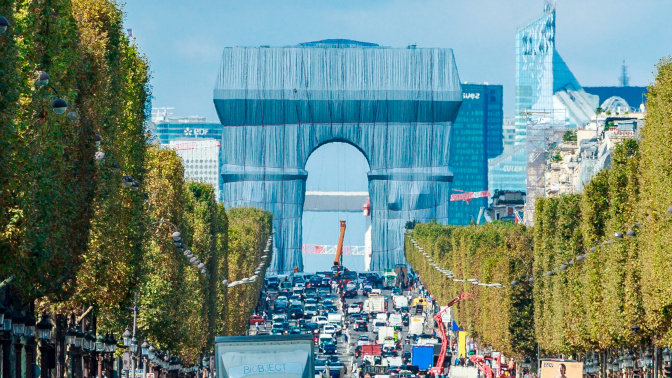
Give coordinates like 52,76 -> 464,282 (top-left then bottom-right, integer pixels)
663,348 -> 671,365
85,331 -> 95,352
36,313 -> 52,342
0,15 -> 9,34
52,98 -> 68,115
123,327 -> 132,347
35,72 -> 50,88
141,340 -> 149,356
96,334 -> 106,352
74,324 -> 83,348
24,312 -> 36,338
12,311 -> 25,337
130,337 -> 138,353
109,334 -> 117,353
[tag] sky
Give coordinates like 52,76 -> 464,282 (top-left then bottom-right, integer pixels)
124,0 -> 672,121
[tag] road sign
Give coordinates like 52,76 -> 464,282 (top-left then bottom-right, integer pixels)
147,373 -> 155,378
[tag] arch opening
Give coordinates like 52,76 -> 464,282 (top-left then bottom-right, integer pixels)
301,142 -> 371,273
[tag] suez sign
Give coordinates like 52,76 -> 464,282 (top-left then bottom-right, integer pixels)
462,93 -> 481,100
183,127 -> 209,136
228,362 -> 303,377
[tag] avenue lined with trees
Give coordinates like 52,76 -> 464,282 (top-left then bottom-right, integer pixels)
406,58 -> 672,370
0,1 -> 271,377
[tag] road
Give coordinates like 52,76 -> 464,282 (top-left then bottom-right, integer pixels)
247,282 -> 440,377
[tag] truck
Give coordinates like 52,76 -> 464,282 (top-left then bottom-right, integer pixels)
377,326 -> 396,345
389,314 -> 403,330
393,295 -> 409,310
408,316 -> 424,335
412,345 -> 435,371
365,295 -> 385,313
327,313 -> 343,329
383,271 -> 398,289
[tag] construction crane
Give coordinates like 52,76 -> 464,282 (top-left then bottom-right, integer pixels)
331,220 -> 346,276
429,293 -> 471,377
476,207 -> 493,224
450,189 -> 490,204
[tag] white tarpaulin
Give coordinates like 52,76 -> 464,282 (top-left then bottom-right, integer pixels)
215,335 -> 314,378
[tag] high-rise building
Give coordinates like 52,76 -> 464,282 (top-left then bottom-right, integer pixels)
151,111 -> 224,201
502,117 -> 516,151
488,0 -> 600,225
167,139 -> 222,201
449,83 -> 503,224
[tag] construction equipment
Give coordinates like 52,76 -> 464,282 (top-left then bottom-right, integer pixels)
332,220 -> 347,275
450,190 -> 490,204
469,355 -> 496,378
428,293 -> 471,377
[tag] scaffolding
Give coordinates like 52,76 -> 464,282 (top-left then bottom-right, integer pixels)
524,109 -> 566,226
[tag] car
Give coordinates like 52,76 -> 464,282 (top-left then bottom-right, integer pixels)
354,321 -> 368,332
317,287 -> 330,296
304,288 -> 318,300
289,326 -> 302,334
289,294 -> 301,302
304,304 -> 319,318
343,289 -> 357,298
319,340 -> 337,355
305,322 -> 320,334
322,324 -> 337,335
346,281 -> 357,291
382,345 -> 398,357
362,285 -> 373,295
348,303 -> 361,314
271,323 -> 287,334
249,315 -> 265,325
271,313 -> 287,323
266,277 -> 279,290
392,287 -> 402,295
312,316 -> 328,326
357,335 -> 373,346
372,319 -> 387,332
289,307 -> 304,320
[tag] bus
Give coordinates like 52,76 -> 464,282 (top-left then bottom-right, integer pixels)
383,271 -> 397,289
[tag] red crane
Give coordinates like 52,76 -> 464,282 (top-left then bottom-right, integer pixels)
429,292 -> 471,377
469,354 -> 496,378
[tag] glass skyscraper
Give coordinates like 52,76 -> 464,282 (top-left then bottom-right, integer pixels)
488,0 -> 599,220
449,83 -> 503,225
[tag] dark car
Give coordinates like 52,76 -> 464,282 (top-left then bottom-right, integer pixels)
305,322 -> 320,334
266,277 -> 279,290
344,289 -> 357,298
289,307 -> 304,320
320,340 -> 337,354
289,326 -> 302,334
392,287 -> 402,295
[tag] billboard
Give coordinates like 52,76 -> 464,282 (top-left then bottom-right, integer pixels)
540,359 -> 583,378
215,335 -> 314,378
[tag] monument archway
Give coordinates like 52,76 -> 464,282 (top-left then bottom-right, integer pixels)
215,40 -> 462,273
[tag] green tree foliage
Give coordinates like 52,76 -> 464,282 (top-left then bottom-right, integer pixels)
406,222 -> 535,357
224,208 -> 272,335
637,58 -> 672,345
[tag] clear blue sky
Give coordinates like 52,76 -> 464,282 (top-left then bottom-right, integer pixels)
124,0 -> 671,121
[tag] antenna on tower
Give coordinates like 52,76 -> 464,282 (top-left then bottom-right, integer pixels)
619,60 -> 630,87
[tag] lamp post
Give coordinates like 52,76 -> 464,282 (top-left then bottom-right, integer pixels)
662,348 -> 671,378
36,313 -> 53,378
13,310 -> 25,378
96,334 -> 106,378
24,311 -> 36,378
1,305 -> 11,378
141,340 -> 150,378
130,337 -> 138,378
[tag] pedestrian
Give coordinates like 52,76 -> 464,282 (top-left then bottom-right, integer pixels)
255,323 -> 259,333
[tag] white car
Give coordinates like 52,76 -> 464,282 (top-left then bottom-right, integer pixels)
312,316 -> 328,326
322,324 -> 337,335
348,304 -> 361,314
346,281 -> 357,291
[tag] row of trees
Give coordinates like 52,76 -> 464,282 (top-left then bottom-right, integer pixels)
0,0 -> 272,364
406,57 -> 672,358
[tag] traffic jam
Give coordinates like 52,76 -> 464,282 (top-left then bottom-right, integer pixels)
248,269 -> 453,378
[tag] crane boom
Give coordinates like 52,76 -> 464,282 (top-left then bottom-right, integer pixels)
333,220 -> 346,267
429,292 -> 471,377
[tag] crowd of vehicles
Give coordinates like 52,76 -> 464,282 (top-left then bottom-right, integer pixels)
245,265 -> 477,378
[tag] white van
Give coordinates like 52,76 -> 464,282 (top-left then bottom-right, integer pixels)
389,314 -> 403,330
408,316 -> 424,335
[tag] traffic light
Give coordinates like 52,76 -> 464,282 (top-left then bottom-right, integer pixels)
663,365 -> 672,378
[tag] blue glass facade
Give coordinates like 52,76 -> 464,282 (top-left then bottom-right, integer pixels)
449,84 -> 503,225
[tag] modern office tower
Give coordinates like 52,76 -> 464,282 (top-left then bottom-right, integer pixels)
151,110 -> 223,201
449,83 -> 504,225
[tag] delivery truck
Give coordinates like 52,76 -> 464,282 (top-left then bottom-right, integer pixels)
412,345 -> 435,371
408,316 -> 425,335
